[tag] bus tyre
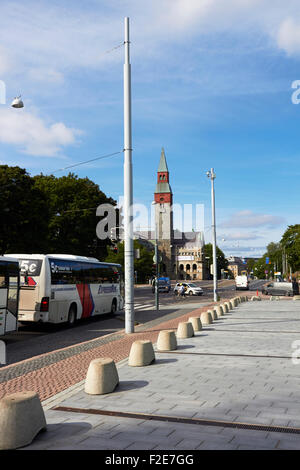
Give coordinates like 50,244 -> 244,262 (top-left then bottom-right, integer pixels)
67,307 -> 77,326
111,300 -> 117,315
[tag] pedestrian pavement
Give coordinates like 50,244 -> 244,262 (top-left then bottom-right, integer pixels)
21,297 -> 300,450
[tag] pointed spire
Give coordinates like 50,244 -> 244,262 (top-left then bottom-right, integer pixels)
158,147 -> 168,172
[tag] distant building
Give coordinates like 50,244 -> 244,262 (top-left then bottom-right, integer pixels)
226,256 -> 247,278
134,148 -> 206,280
226,256 -> 259,277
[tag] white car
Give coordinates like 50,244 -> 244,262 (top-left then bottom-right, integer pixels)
174,282 -> 203,296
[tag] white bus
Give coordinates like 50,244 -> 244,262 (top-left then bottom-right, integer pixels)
4,254 -> 124,325
0,256 -> 20,335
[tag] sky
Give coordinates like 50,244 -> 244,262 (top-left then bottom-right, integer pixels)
0,0 -> 300,258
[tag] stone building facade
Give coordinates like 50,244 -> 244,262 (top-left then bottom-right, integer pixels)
152,149 -> 206,280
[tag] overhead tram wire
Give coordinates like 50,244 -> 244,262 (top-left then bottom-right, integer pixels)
50,150 -> 123,175
0,150 -> 124,193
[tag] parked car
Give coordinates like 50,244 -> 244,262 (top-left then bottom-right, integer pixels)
152,277 -> 171,293
261,280 -> 299,296
174,282 -> 203,296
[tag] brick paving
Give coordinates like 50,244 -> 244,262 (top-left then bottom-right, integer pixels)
0,299 -> 225,401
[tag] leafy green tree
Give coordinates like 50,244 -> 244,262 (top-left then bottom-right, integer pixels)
253,256 -> 271,279
203,243 -> 228,279
266,242 -> 282,272
33,173 -> 116,260
0,166 -> 49,254
281,225 -> 300,272
105,240 -> 154,283
246,258 -> 256,275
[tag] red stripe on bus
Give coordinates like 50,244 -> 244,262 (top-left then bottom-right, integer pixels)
76,284 -> 94,318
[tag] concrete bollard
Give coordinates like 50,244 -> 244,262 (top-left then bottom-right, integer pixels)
229,300 -> 234,310
224,302 -> 231,312
128,340 -> 155,367
201,311 -> 213,325
188,317 -> 202,332
0,391 -> 46,450
211,309 -> 219,320
270,296 -> 276,301
215,305 -> 224,318
206,309 -> 217,320
177,322 -> 194,338
221,303 -> 229,313
293,295 -> 300,301
157,330 -> 177,351
85,358 -> 119,395
232,298 -> 238,307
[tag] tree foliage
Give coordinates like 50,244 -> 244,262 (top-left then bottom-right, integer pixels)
0,166 -> 49,254
203,243 -> 228,279
33,172 -> 116,259
252,227 -> 300,279
281,225 -> 300,272
105,240 -> 154,283
0,165 -> 117,260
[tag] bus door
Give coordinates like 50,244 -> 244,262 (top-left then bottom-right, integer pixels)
6,263 -> 19,332
0,261 -> 19,335
0,266 -> 7,335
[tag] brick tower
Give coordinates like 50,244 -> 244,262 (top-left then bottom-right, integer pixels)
154,148 -> 174,277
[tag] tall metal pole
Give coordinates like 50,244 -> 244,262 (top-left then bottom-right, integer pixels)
124,17 -> 134,333
207,169 -> 218,301
155,221 -> 159,310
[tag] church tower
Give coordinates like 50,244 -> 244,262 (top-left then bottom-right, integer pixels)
154,148 -> 174,277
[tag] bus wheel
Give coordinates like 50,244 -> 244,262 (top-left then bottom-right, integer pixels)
111,300 -> 117,315
67,306 -> 77,326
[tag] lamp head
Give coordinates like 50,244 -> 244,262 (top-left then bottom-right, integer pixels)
11,96 -> 24,108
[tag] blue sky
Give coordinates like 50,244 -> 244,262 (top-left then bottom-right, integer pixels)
1,0 -> 300,257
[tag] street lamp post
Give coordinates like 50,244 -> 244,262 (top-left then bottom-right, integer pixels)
152,201 -> 160,310
154,220 -> 160,310
124,17 -> 134,333
206,168 -> 218,301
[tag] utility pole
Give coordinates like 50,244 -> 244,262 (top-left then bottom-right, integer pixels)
124,17 -> 134,333
207,169 -> 218,301
154,221 -> 160,310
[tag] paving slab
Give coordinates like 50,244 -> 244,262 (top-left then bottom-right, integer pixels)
10,299 -> 300,450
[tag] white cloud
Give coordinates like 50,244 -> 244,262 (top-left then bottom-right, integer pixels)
28,68 -> 64,84
0,108 -> 82,157
0,46 -> 10,75
0,0 -> 299,86
220,210 -> 286,228
276,18 -> 300,55
218,231 -> 262,241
